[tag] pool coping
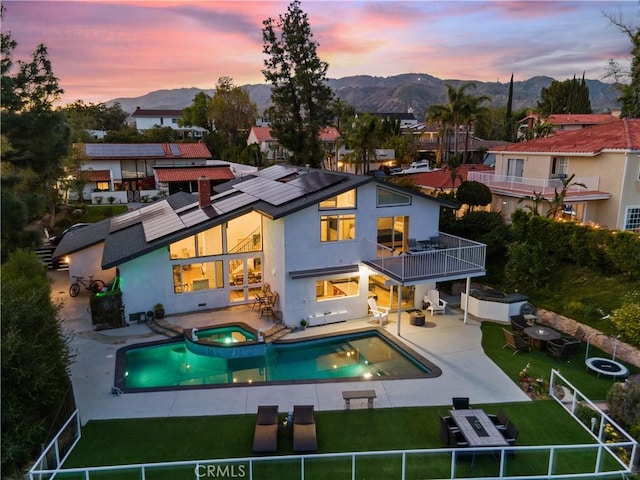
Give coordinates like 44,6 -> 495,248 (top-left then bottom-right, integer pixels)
114,326 -> 442,394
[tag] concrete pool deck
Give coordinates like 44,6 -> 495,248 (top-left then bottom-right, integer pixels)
50,271 -> 530,425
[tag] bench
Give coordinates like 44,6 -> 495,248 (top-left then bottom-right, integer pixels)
342,389 -> 376,410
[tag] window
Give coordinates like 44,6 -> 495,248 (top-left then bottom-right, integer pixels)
551,157 -> 568,176
320,214 -> 355,242
376,186 -> 411,207
316,275 -> 360,301
96,181 -> 109,191
172,118 -> 179,124
173,261 -> 223,294
625,206 -> 640,232
507,158 -> 524,178
319,189 -> 356,209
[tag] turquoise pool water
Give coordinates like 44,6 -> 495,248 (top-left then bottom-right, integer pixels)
117,329 -> 439,391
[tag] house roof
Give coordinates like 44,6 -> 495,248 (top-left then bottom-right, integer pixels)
249,126 -> 340,142
519,113 -> 619,126
414,164 -> 494,190
54,165 -> 450,269
491,118 -> 640,154
85,170 -> 111,182
83,143 -> 212,160
154,166 -> 235,182
131,107 -> 183,117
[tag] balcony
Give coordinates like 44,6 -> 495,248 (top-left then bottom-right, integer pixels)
467,172 -> 600,196
363,233 -> 486,284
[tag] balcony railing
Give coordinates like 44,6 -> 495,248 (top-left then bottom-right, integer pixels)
467,172 -> 600,195
363,232 -> 486,284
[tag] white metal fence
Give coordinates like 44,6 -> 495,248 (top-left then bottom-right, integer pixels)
30,372 -> 637,480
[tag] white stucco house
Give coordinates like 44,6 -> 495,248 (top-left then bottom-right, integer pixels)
53,165 -> 486,330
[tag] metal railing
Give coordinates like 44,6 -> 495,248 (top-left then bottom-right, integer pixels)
468,171 -> 600,194
363,232 -> 486,283
29,409 -> 81,480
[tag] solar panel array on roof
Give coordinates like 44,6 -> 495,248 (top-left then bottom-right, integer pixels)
288,170 -> 342,193
169,144 -> 181,156
85,144 -> 165,157
142,202 -> 185,242
254,164 -> 297,181
181,206 -> 220,227
109,209 -> 142,233
235,177 -> 302,206
215,192 -> 256,213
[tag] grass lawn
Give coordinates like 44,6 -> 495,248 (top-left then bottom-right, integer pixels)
58,319 -> 638,479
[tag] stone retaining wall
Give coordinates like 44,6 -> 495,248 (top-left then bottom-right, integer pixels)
537,309 -> 640,368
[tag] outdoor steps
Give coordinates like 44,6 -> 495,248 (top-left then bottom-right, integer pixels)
262,324 -> 293,343
149,318 -> 183,338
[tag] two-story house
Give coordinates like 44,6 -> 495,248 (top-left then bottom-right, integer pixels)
517,113 -> 619,138
53,165 -> 486,330
130,107 -> 210,138
247,126 -> 341,166
77,143 -> 235,203
470,118 -> 640,231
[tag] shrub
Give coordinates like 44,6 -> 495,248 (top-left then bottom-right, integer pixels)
609,302 -> 640,346
606,382 -> 640,437
564,300 -> 585,316
504,241 -> 556,291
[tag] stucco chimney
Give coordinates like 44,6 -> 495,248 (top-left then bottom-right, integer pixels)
198,176 -> 211,208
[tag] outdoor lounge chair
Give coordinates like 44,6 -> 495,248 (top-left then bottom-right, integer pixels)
252,405 -> 279,453
425,289 -> 447,315
547,338 -> 581,360
293,405 -> 317,452
368,298 -> 390,326
502,328 -> 530,355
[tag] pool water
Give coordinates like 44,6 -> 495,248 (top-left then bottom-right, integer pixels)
196,325 -> 256,343
119,330 -> 438,391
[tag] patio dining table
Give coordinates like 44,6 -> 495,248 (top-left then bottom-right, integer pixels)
449,409 -> 508,448
524,326 -> 562,351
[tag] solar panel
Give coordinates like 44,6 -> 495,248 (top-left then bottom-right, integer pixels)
215,192 -> 256,213
181,206 -> 221,228
109,209 -> 142,233
288,170 -> 341,193
85,144 -> 165,157
142,203 -> 185,242
169,144 -> 181,156
255,164 -> 297,181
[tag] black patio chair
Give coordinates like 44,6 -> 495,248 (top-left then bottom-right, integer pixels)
452,397 -> 470,410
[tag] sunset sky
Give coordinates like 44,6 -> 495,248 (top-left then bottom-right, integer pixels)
2,1 -> 638,105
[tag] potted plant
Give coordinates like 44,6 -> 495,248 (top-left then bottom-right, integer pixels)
146,310 -> 154,322
300,319 -> 307,330
154,303 -> 165,319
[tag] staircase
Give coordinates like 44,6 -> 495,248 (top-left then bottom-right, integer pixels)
148,318 -> 184,338
262,324 -> 293,343
36,246 -> 69,270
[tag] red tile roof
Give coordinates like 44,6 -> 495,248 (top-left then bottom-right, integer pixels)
249,126 -> 340,142
155,166 -> 235,182
519,113 -> 618,126
492,119 -> 640,154
85,170 -> 111,181
414,164 -> 493,189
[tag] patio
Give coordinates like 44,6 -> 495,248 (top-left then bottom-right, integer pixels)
50,270 -> 529,425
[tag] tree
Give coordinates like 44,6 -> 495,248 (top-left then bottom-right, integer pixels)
603,11 -> 640,118
546,173 -> 586,220
455,180 -> 492,213
262,0 -> 335,167
180,91 -> 213,131
460,90 -> 489,162
518,191 -> 548,216
1,250 -> 73,475
344,113 -> 381,174
504,74 -> 516,142
61,100 -> 128,142
209,77 -> 257,148
537,75 -> 592,115
520,117 -> 554,140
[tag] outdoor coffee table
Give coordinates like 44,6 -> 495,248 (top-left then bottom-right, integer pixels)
524,326 -> 561,350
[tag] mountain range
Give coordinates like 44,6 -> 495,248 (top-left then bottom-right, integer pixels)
109,73 -> 621,118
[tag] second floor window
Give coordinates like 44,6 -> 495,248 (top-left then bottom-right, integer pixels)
551,157 -> 568,176
320,214 -> 355,242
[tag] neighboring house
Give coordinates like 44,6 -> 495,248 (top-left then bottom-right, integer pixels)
370,111 -> 418,129
517,113 -> 619,138
77,142 -> 227,203
247,126 -> 342,167
413,164 -> 494,196
470,118 -> 640,231
130,107 -> 210,138
53,165 -> 486,328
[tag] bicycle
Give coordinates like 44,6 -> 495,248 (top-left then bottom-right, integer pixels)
69,275 -> 105,297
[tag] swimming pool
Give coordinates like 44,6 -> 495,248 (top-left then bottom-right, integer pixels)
115,327 -> 441,392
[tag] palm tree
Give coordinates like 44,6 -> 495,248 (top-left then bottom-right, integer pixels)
460,92 -> 490,163
518,191 -> 548,216
345,113 -> 381,174
425,104 -> 452,166
546,173 -> 587,220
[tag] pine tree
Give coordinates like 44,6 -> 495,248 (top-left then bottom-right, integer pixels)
262,0 -> 335,167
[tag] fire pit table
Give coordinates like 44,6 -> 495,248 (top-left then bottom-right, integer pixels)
409,311 -> 425,326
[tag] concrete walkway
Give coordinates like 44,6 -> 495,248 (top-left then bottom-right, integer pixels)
50,271 -> 530,425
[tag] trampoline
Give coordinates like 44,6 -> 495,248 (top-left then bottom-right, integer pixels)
585,357 -> 629,379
